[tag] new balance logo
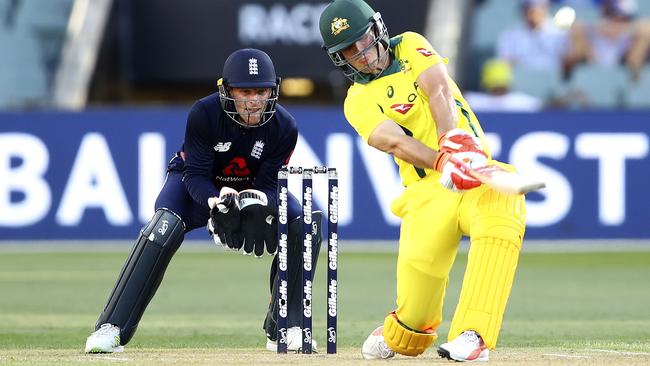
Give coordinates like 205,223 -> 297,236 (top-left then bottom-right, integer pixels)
214,142 -> 232,152
390,104 -> 414,114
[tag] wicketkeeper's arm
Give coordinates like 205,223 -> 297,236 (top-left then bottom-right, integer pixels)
182,102 -> 220,210
252,121 -> 298,208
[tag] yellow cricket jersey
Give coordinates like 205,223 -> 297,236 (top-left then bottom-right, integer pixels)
344,32 -> 490,187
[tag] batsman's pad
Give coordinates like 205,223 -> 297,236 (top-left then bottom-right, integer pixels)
264,211 -> 323,340
449,189 -> 526,349
95,208 -> 185,345
383,312 -> 437,356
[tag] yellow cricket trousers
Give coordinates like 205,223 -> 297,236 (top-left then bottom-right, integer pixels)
389,172 -> 526,349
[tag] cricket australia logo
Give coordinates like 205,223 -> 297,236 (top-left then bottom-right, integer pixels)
330,17 -> 349,35
248,58 -> 258,75
251,140 -> 264,159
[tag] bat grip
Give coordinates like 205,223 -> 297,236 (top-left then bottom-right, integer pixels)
448,156 -> 487,182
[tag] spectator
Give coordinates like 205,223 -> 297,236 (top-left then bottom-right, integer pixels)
497,0 -> 570,71
553,0 -> 600,7
465,59 -> 544,112
568,0 -> 650,79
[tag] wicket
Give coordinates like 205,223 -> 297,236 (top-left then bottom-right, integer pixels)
276,165 -> 338,354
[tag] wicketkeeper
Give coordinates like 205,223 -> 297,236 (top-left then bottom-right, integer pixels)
84,48 -> 321,353
319,0 -> 527,362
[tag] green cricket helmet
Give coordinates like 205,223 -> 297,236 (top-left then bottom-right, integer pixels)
319,0 -> 390,82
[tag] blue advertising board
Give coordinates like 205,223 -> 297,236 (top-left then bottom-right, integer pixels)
0,108 -> 648,240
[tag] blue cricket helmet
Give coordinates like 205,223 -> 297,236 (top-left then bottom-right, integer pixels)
218,48 -> 281,127
222,48 -> 279,88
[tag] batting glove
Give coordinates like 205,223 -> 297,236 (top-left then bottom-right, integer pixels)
434,151 -> 487,192
438,128 -> 486,156
434,128 -> 488,192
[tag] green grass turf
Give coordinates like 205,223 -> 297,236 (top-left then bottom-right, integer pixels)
0,245 -> 649,352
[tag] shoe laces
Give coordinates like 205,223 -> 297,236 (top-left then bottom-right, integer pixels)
459,331 -> 481,346
95,324 -> 117,336
377,338 -> 394,358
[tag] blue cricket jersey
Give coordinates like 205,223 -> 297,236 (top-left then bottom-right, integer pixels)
171,92 -> 298,210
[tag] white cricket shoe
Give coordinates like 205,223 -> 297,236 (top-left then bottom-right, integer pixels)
266,326 -> 318,352
437,330 -> 489,362
361,325 -> 395,360
84,323 -> 124,353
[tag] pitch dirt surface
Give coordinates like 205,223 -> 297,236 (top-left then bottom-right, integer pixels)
2,348 -> 650,366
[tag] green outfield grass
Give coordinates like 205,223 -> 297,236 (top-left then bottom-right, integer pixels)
0,243 -> 649,364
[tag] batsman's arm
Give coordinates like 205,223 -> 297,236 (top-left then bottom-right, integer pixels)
416,62 -> 458,136
368,120 -> 483,191
367,119 -> 439,169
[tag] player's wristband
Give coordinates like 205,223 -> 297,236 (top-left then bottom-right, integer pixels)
239,189 -> 268,208
433,152 -> 450,172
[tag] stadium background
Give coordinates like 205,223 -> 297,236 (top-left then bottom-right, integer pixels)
1,0 -> 649,364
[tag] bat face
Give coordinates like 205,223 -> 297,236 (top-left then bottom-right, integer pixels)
472,165 -> 546,195
447,157 -> 546,195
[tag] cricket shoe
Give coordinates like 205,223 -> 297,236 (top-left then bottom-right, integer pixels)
361,325 -> 395,360
437,330 -> 489,362
84,323 -> 124,353
266,326 -> 318,352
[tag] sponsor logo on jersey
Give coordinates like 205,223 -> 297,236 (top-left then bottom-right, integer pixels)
248,58 -> 258,75
222,157 -> 250,176
251,140 -> 264,159
330,17 -> 349,35
214,142 -> 232,152
416,48 -> 433,57
390,103 -> 414,114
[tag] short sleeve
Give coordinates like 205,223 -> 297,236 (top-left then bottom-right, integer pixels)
401,32 -> 448,80
343,88 -> 388,143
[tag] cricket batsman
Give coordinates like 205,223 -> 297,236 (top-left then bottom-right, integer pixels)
319,0 -> 527,362
84,48 -> 321,353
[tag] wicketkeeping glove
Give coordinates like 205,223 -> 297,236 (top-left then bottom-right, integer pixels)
239,189 -> 278,257
207,187 -> 242,250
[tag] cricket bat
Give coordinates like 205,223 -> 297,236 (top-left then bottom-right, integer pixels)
449,157 -> 545,195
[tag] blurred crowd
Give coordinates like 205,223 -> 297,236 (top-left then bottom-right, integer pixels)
2,0 -> 649,111
468,0 -> 650,111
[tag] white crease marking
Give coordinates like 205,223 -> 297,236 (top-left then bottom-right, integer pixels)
544,353 -> 591,359
590,349 -> 650,356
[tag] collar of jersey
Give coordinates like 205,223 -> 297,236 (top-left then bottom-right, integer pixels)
353,35 -> 404,85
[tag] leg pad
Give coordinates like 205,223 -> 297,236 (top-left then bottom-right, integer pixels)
383,312 -> 437,356
95,208 -> 185,345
